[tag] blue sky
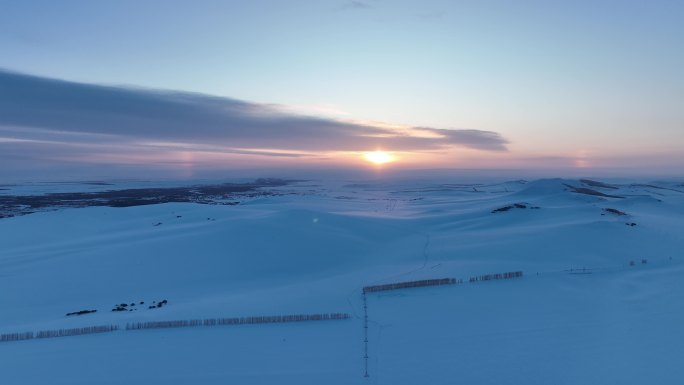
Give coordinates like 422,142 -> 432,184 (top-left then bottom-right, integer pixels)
1,0 -> 683,178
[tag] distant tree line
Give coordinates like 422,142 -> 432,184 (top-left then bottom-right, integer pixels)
469,271 -> 523,282
363,278 -> 461,294
126,313 -> 351,331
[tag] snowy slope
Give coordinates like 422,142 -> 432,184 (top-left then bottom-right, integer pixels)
1,178 -> 683,384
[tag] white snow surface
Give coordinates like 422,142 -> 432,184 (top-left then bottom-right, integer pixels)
1,178 -> 684,384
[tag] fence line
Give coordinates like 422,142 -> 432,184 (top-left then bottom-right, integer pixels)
468,271 -> 523,283
35,325 -> 119,339
362,294 -> 369,378
362,278 -> 461,294
126,313 -> 351,331
360,270 -> 524,378
0,331 -> 34,342
0,313 -> 350,343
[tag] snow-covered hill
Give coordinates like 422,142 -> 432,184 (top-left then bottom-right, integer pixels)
1,178 -> 683,384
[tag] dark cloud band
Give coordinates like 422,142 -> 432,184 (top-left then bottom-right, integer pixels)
0,70 -> 508,155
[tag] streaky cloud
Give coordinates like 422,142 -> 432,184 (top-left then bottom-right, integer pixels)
340,1 -> 372,10
0,70 -> 509,155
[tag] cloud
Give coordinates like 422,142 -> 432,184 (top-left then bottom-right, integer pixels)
0,71 -> 507,164
416,11 -> 445,21
340,1 -> 372,10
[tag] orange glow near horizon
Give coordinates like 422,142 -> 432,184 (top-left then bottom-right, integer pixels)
363,150 -> 395,165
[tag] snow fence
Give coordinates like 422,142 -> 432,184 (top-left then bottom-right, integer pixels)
126,313 -> 351,331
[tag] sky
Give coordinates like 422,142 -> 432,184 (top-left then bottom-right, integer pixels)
1,0 -> 683,180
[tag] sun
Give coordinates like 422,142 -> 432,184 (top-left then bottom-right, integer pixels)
363,150 -> 394,165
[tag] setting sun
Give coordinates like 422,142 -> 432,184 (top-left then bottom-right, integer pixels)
363,150 -> 394,165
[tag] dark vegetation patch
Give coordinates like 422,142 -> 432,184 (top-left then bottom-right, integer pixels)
491,202 -> 540,213
111,299 -> 168,312
81,182 -> 115,186
603,208 -> 627,216
149,299 -> 168,309
0,179 -> 292,219
580,179 -> 618,189
42,181 -> 115,186
563,184 -> 624,199
65,309 -> 97,316
631,184 -> 684,193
